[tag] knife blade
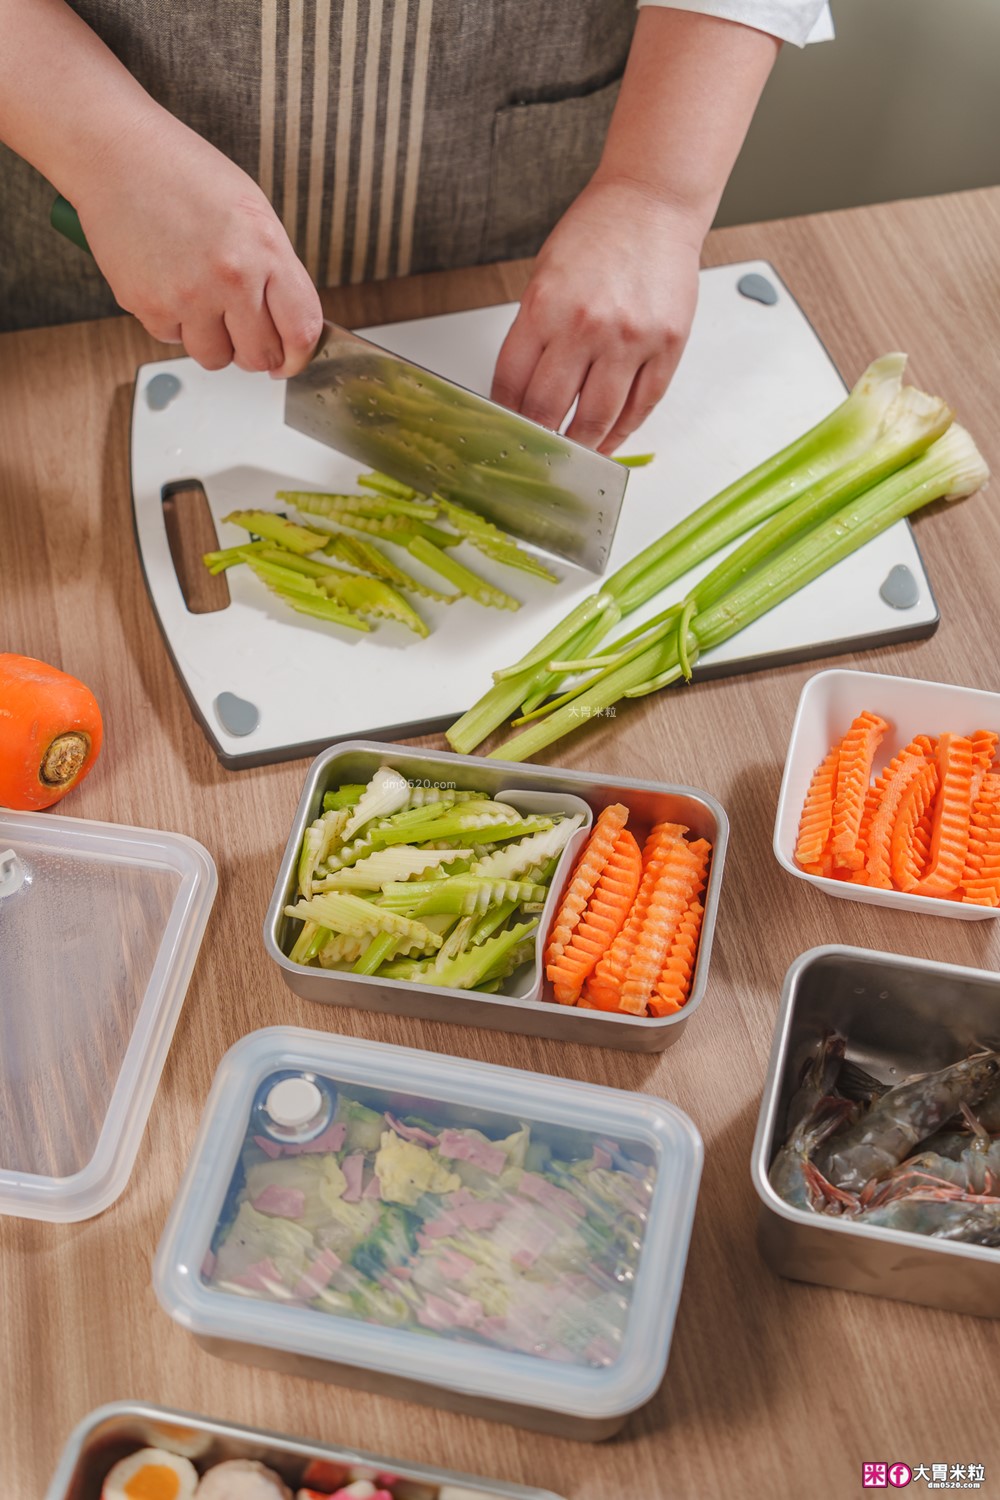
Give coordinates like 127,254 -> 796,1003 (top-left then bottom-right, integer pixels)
285,321 -> 628,573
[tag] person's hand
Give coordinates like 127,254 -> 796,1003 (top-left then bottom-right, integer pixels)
491,176 -> 703,453
77,109 -> 323,376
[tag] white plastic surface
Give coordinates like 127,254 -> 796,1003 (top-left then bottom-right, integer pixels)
266,1077 -> 323,1129
130,262 -> 937,764
773,668 -> 1000,920
154,1027 -> 703,1423
0,810 -> 217,1220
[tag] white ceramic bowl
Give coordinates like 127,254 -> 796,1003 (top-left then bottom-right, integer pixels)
773,668 -> 1000,920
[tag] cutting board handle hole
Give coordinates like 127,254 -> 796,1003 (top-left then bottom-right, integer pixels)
162,480 -> 230,614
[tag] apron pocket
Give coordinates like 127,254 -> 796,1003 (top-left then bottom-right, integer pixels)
480,75 -> 622,264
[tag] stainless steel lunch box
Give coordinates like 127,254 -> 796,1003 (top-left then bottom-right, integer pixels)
751,944 -> 1000,1318
264,741 -> 728,1052
46,1401 -> 564,1500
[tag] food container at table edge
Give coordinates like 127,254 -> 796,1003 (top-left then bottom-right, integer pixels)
0,807 -> 216,1222
774,667 -> 1000,919
46,1401 -> 566,1500
751,944 -> 1000,1318
154,1027 -> 703,1439
264,741 -> 728,1052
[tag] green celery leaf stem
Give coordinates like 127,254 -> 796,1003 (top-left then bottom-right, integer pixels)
693,426 -> 986,653
602,352 -> 912,609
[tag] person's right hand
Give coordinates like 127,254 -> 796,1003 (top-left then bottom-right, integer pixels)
76,109 -> 323,376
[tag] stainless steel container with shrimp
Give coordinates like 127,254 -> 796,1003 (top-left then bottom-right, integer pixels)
264,742 -> 728,1052
751,944 -> 1000,1318
46,1401 -> 566,1500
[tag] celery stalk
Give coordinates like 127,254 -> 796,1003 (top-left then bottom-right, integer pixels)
492,425 -> 988,762
447,354 -> 928,754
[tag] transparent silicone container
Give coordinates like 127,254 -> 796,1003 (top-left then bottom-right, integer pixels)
0,808 -> 216,1221
154,1027 -> 703,1439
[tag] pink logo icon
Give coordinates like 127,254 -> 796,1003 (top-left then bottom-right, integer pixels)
888,1464 -> 913,1489
863,1463 -> 888,1489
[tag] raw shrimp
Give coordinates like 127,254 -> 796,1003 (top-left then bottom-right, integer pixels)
859,1195 -> 1000,1242
769,1034 -> 855,1211
821,1053 -> 1000,1194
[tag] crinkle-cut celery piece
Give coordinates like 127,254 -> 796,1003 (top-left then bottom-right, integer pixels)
447,353 -> 928,753
298,806 -> 352,897
410,920 -> 538,990
431,914 -> 477,972
318,846 -> 468,889
478,936 -> 537,986
492,424 -> 990,764
405,536 -> 520,611
469,898 -> 520,945
435,498 -> 560,584
343,765 -> 411,840
323,785 -> 367,812
286,890 -> 444,947
357,471 -> 422,501
255,548 -> 429,635
288,919 -> 329,965
438,816 -> 557,848
315,513 -> 461,548
322,821 -> 402,872
469,815 -> 583,880
323,534 -> 458,603
223,509 -> 330,555
352,930 -> 399,975
404,786 -> 488,810
247,561 -> 372,632
276,489 -> 439,521
369,801 -> 522,847
321,571 -> 430,637
317,932 -> 366,967
378,875 -> 549,917
203,540 -> 271,574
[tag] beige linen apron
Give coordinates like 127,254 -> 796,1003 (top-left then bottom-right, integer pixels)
0,1 -> 636,331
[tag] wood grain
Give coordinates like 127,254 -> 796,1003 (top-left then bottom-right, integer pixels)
3,190 -> 1000,1499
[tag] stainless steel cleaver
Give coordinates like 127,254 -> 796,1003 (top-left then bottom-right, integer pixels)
285,322 -> 628,573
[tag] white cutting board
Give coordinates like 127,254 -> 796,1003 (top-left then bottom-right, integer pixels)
130,261 -> 937,768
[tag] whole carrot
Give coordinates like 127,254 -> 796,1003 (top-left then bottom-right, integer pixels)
0,654 -> 103,810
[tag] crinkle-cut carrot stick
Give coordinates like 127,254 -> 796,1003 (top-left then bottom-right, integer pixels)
585,835 -> 677,1008
970,730 -> 999,800
643,822 -> 690,862
548,828 -> 642,1003
619,838 -> 711,1015
914,733 -> 976,896
650,898 -> 705,1017
911,807 -> 933,879
831,712 -> 889,870
890,757 -> 940,891
544,803 -> 628,967
962,773 -> 1000,907
864,748 -> 931,889
795,746 -> 839,872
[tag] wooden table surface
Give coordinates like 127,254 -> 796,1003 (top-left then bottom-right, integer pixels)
3,187 -> 1000,1500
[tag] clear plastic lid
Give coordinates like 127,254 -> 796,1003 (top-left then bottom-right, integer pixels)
155,1028 -> 702,1421
0,809 -> 217,1222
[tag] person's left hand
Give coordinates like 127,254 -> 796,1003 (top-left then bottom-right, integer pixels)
490,176 -> 703,454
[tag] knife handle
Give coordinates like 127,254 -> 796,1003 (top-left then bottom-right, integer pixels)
51,195 -> 92,255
